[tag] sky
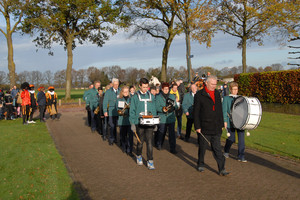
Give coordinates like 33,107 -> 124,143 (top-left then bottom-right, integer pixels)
0,24 -> 299,73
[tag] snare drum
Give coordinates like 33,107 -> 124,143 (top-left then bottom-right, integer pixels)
139,115 -> 160,126
231,96 -> 262,130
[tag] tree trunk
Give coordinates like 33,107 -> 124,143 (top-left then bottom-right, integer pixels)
65,37 -> 73,100
161,36 -> 174,82
242,36 -> 247,73
6,17 -> 16,88
185,29 -> 192,83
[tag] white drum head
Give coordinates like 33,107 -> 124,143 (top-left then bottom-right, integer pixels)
231,96 -> 262,130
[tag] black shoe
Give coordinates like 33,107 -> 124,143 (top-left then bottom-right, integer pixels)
91,129 -> 96,133
170,150 -> 178,154
197,166 -> 205,172
109,141 -> 114,145
127,152 -> 134,157
102,136 -> 107,141
219,169 -> 230,176
184,138 -> 189,142
180,135 -> 185,140
157,145 -> 162,150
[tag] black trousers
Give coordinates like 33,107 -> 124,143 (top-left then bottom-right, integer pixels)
185,118 -> 194,139
136,125 -> 154,161
39,105 -> 46,121
197,133 -> 225,172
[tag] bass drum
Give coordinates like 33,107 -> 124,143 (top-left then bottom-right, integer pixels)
231,96 -> 262,130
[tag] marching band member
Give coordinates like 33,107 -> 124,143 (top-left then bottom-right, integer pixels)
129,78 -> 157,169
28,84 -> 37,123
170,83 -> 184,139
117,86 -> 133,157
182,84 -> 197,142
193,75 -> 229,176
155,82 -> 178,154
85,81 -> 100,132
83,84 -> 94,127
46,86 -> 58,120
103,78 -> 120,145
223,82 -> 247,162
20,82 -> 31,125
96,87 -> 105,137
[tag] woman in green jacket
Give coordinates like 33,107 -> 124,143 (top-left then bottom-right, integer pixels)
117,86 -> 133,157
222,82 -> 247,162
156,82 -> 178,154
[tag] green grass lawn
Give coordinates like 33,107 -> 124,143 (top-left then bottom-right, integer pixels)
0,119 -> 79,200
180,112 -> 300,160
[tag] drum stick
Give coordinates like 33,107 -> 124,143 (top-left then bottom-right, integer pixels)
134,131 -> 141,143
199,131 -> 211,146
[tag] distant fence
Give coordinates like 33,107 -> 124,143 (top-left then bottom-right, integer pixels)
234,69 -> 300,104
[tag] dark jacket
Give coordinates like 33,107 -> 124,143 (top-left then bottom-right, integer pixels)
193,88 -> 224,135
37,91 -> 46,106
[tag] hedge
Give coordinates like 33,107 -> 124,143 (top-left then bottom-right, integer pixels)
234,69 -> 300,104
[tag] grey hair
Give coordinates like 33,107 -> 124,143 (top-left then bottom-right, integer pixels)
111,78 -> 119,83
206,75 -> 218,83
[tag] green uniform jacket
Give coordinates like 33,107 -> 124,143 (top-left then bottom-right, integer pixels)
129,91 -> 157,125
182,92 -> 194,119
222,95 -> 234,128
85,88 -> 99,111
83,90 -> 89,106
156,93 -> 177,124
103,87 -> 120,116
117,97 -> 131,126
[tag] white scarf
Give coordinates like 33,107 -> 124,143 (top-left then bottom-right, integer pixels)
29,90 -> 35,94
48,91 -> 55,95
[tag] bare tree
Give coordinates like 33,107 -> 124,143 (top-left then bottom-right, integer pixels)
16,71 -> 30,85
0,71 -> 7,85
128,0 -> 182,82
30,70 -> 43,86
54,70 -> 66,88
271,63 -> 284,71
77,69 -> 87,88
43,70 -> 53,86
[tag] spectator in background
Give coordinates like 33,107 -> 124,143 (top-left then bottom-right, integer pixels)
11,85 -> 18,109
37,87 -> 46,122
4,90 -> 14,120
21,82 -> 31,125
46,86 -> 58,120
222,81 -> 229,97
28,84 -> 37,123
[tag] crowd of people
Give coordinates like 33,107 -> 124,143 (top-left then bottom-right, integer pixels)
0,82 -> 58,124
82,73 -> 246,175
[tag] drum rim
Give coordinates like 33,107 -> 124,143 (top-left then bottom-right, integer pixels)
232,96 -> 262,130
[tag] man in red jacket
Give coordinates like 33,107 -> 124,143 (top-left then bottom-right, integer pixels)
193,75 -> 229,176
20,82 -> 31,125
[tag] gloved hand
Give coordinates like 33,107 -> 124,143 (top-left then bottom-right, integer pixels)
131,124 -> 136,132
86,105 -> 91,111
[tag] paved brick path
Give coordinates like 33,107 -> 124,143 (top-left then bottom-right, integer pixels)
47,108 -> 300,200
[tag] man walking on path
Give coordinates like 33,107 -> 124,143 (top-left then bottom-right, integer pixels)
193,75 -> 230,176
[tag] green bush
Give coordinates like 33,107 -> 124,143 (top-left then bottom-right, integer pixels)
234,69 -> 300,104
